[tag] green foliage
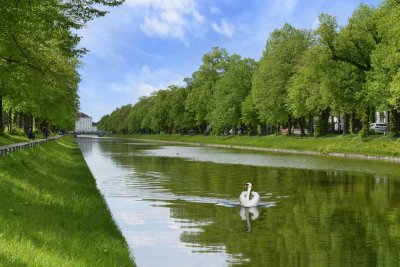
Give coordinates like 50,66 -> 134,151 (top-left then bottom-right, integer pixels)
185,47 -> 240,129
100,2 -> 400,138
288,46 -> 329,118
164,85 -> 193,132
368,0 -> 400,121
240,94 -> 260,134
209,58 -> 256,134
252,24 -> 311,125
0,0 -> 123,132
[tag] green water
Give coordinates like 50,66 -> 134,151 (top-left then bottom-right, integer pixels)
78,137 -> 400,267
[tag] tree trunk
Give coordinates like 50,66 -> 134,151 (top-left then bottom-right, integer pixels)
361,107 -> 371,133
315,108 -> 330,137
351,112 -> 357,134
299,117 -> 306,136
307,114 -> 314,135
0,96 -> 3,134
18,113 -> 23,128
287,115 -> 292,135
343,113 -> 350,135
8,108 -> 12,133
24,114 -> 29,134
390,108 -> 400,136
369,106 -> 376,124
330,116 -> 335,132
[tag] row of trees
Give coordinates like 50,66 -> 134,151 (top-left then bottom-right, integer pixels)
0,0 -> 124,134
98,0 -> 400,137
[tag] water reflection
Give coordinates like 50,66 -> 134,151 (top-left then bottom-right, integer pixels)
239,207 -> 260,232
77,137 -> 400,266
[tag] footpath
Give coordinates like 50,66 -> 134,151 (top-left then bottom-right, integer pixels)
0,135 -> 62,156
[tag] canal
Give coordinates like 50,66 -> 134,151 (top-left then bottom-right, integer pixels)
77,136 -> 400,266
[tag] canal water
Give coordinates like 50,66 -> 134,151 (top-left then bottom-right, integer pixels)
77,137 -> 400,266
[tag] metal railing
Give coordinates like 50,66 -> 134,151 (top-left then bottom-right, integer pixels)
0,135 -> 62,157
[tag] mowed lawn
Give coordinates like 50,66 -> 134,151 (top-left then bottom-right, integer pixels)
0,133 -> 28,147
115,133 -> 400,158
0,135 -> 134,266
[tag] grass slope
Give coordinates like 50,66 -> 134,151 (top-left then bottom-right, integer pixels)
0,135 -> 134,266
0,133 -> 28,146
115,134 -> 400,158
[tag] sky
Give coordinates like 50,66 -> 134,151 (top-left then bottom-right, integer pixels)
78,0 -> 382,122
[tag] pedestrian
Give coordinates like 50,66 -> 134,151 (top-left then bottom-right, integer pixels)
27,126 -> 35,140
43,126 -> 49,139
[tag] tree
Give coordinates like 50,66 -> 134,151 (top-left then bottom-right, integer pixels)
164,85 -> 193,133
316,5 -> 378,134
288,46 -> 329,136
185,47 -> 239,132
240,95 -> 260,135
251,24 -> 311,134
0,0 -> 124,133
368,0 -> 400,135
209,59 -> 256,134
127,97 -> 153,134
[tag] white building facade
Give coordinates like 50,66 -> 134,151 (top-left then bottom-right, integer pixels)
375,111 -> 388,124
75,113 -> 96,132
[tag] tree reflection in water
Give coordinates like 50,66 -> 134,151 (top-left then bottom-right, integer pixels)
78,137 -> 400,266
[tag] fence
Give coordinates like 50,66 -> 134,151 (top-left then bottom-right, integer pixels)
0,135 -> 61,157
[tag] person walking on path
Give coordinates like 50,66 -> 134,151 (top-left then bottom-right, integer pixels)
42,126 -> 49,139
27,126 -> 35,140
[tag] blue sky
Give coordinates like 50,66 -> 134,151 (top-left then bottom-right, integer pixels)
78,0 -> 381,121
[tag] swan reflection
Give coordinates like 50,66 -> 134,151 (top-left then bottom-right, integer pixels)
239,207 -> 259,232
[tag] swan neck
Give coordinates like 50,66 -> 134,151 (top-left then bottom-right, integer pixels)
246,185 -> 251,200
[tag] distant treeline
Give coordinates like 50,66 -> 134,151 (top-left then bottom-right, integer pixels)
0,0 -> 123,134
98,0 -> 400,137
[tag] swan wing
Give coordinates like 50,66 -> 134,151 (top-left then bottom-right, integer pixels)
239,191 -> 247,206
247,191 -> 260,207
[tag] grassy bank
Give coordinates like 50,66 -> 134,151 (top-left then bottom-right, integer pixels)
112,133 -> 400,158
0,133 -> 28,146
0,135 -> 134,266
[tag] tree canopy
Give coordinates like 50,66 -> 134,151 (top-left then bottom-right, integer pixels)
0,0 -> 124,133
98,1 -> 400,137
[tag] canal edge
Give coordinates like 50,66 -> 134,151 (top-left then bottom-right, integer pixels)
125,138 -> 400,163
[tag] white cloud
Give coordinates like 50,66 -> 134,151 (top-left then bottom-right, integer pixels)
211,19 -> 235,38
125,0 -> 204,44
312,16 -> 320,30
108,65 -> 184,100
270,0 -> 299,17
210,6 -> 221,14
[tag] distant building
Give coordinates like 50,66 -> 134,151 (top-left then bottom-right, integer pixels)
75,113 -> 97,132
375,111 -> 388,124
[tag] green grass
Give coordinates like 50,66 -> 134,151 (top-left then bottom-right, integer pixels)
0,133 -> 29,146
112,133 -> 400,158
0,135 -> 134,266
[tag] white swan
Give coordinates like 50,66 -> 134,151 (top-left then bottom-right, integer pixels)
239,182 -> 260,207
239,207 -> 260,221
239,207 -> 260,232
